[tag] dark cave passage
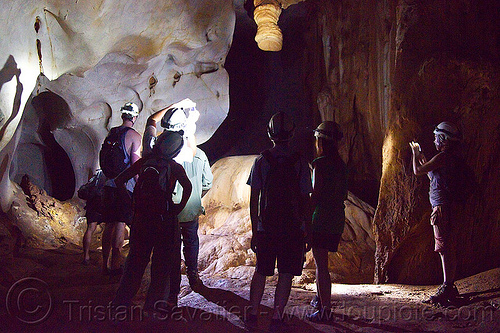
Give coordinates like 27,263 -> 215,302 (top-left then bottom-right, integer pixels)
32,91 -> 75,201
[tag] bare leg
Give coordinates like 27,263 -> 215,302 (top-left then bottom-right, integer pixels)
440,251 -> 456,285
249,270 -> 267,316
110,222 -> 126,271
313,247 -> 331,310
273,273 -> 293,320
102,223 -> 113,272
83,222 -> 97,262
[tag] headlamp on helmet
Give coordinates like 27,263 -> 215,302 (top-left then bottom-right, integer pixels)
161,107 -> 187,131
433,121 -> 460,142
314,121 -> 343,141
160,98 -> 198,132
120,102 -> 139,117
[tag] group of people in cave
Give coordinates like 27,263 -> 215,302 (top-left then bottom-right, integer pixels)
80,99 -> 213,313
79,99 -> 464,330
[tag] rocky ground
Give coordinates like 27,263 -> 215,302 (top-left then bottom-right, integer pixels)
1,245 -> 499,333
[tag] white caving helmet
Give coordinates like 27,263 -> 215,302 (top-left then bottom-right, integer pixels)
313,121 -> 343,141
120,102 -> 140,117
161,107 -> 187,131
267,112 -> 295,142
433,121 -> 461,142
160,98 -> 198,132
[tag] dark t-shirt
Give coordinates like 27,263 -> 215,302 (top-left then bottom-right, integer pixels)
311,154 -> 347,234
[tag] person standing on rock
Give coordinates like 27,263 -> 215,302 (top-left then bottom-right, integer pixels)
100,102 -> 142,276
410,121 -> 463,306
307,121 -> 347,322
246,112 -> 312,332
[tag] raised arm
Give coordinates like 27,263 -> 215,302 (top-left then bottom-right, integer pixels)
411,147 -> 445,176
147,103 -> 176,127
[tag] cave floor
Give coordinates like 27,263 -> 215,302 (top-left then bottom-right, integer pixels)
1,246 -> 499,333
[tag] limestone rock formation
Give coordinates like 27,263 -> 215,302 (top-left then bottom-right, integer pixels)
251,0 -> 306,51
9,175 -> 85,249
198,155 -> 376,283
0,0 -> 235,210
374,0 -> 500,284
306,0 -> 500,283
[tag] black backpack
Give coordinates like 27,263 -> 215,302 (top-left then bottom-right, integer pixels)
99,126 -> 132,179
77,170 -> 106,214
77,170 -> 106,201
260,150 -> 302,234
133,158 -> 173,218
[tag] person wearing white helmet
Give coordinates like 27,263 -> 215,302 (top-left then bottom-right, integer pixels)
100,102 -> 142,276
307,121 -> 347,322
143,98 -> 198,163
246,112 -> 312,331
410,121 -> 463,306
141,98 -> 203,306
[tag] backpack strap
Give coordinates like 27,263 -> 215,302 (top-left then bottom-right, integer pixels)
118,126 -> 133,163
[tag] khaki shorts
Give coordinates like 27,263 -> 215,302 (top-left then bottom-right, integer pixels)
430,205 -> 453,253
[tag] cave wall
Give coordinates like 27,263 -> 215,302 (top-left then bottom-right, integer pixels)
376,0 -> 500,284
202,1 -> 317,163
307,0 -> 500,284
0,0 -> 235,249
304,0 -> 396,208
0,0 -> 235,211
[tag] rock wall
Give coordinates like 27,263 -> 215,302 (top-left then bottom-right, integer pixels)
307,0 -> 500,283
304,0 -> 396,208
0,0 -> 235,208
375,0 -> 500,284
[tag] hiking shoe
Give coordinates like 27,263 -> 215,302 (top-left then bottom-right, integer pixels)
310,294 -> 322,310
427,283 -> 459,305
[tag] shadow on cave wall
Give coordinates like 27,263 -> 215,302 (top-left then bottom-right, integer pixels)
30,91 -> 75,201
0,55 -> 23,143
